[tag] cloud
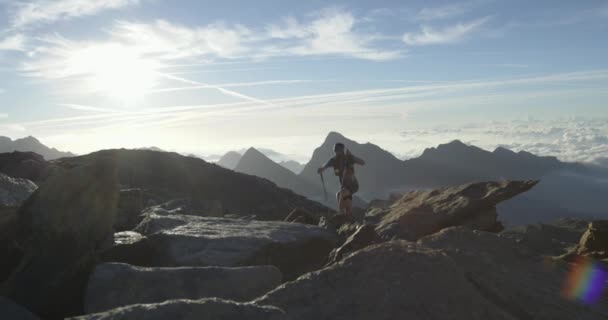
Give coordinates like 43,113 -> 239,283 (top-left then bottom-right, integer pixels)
0,113 -> 7,118
11,0 -> 141,28
266,8 -> 403,61
0,34 -> 26,51
403,17 -> 490,45
416,3 -> 474,21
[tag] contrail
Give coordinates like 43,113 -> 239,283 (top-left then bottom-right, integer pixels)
158,73 -> 275,107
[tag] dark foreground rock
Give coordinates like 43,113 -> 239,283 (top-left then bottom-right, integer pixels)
0,174 -> 37,281
256,227 -> 608,320
71,298 -> 286,320
0,151 -> 49,181
372,180 -> 538,240
1,157 -> 119,319
84,263 -> 282,313
328,224 -> 382,264
0,297 -> 40,320
114,188 -> 144,231
104,213 -> 337,280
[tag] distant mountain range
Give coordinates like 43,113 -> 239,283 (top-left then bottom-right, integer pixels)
0,136 -> 75,160
225,131 -> 606,227
217,150 -> 305,174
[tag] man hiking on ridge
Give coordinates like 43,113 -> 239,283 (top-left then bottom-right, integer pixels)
317,142 -> 365,216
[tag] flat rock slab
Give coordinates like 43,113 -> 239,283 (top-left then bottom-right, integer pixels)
85,263 -> 282,313
70,298 -> 286,320
107,214 -> 337,280
256,227 -> 608,320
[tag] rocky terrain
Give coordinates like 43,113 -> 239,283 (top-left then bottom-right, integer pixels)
0,148 -> 606,319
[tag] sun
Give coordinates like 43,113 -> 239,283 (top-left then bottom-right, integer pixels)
67,43 -> 160,104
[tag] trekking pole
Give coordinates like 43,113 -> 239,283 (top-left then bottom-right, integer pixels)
319,172 -> 328,202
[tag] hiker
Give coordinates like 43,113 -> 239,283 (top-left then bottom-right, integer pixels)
317,142 -> 365,216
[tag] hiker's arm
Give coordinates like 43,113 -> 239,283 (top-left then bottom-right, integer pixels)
354,156 -> 365,165
317,158 -> 333,173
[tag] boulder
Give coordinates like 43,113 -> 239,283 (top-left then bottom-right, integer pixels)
255,227 -> 608,320
105,213 -> 337,280
114,189 -> 144,231
373,180 -> 538,240
70,298 -> 286,320
2,157 -> 119,319
328,224 -> 382,264
0,297 -> 40,320
0,151 -> 49,182
84,263 -> 282,313
577,221 -> 608,257
0,174 -> 37,282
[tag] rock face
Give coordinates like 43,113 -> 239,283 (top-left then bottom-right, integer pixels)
53,149 -> 330,221
328,224 -> 382,264
0,297 -> 40,320
71,298 -> 286,320
0,151 -> 49,181
564,220 -> 608,261
0,174 -> 37,282
372,180 -> 538,240
2,157 -> 119,319
84,263 -> 282,313
105,213 -> 337,280
501,218 -> 588,256
256,227 -> 608,320
114,189 -> 144,231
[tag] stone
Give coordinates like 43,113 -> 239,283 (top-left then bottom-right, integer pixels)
374,180 -> 538,240
2,157 -> 119,319
69,298 -> 286,320
328,224 -> 382,264
501,218 -> 588,256
84,263 -> 282,313
255,227 -> 608,320
284,208 -> 318,225
0,151 -> 49,182
106,213 -> 337,280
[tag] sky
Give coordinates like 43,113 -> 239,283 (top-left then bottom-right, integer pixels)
0,0 -> 607,164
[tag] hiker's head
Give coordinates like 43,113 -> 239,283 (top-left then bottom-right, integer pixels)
333,142 -> 345,154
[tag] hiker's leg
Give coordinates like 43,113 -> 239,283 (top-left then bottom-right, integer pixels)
340,188 -> 352,215
336,191 -> 343,213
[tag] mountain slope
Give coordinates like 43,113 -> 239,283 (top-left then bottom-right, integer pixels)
235,148 -> 320,201
279,160 -> 304,174
217,151 -> 242,170
0,136 -> 75,160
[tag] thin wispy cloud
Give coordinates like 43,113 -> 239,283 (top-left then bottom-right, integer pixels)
416,2 -> 474,21
403,16 -> 490,46
0,34 -> 26,51
10,0 -> 141,28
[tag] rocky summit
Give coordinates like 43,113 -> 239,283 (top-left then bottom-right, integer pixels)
0,147 -> 606,320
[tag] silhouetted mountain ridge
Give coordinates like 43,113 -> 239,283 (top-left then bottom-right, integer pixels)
0,136 -> 75,160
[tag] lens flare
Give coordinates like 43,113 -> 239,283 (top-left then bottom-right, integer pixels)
561,256 -> 607,304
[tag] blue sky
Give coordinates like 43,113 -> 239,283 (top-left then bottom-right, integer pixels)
0,0 -> 607,163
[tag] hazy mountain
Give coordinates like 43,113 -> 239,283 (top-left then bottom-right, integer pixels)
235,148 -> 320,200
0,136 -> 75,160
300,131 -> 408,200
217,151 -> 242,170
279,160 -> 305,174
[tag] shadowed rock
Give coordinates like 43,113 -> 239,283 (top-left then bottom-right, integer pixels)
1,157 -> 119,319
114,189 -> 144,231
372,180 -> 538,240
84,263 -> 282,313
70,298 -> 286,320
0,174 -> 37,282
328,224 -> 382,264
255,227 -> 608,320
0,152 -> 49,182
0,297 -> 40,320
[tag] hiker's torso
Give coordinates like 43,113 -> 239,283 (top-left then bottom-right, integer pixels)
331,154 -> 356,182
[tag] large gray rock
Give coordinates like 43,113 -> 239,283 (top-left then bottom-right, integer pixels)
0,297 -> 40,320
114,188 -> 144,231
501,218 -> 588,256
84,263 -> 282,313
105,213 -> 337,280
255,227 -> 608,320
70,298 -> 286,320
2,157 -> 119,319
0,174 -> 37,281
372,180 -> 538,240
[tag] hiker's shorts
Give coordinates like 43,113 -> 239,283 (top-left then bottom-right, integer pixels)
341,175 -> 359,195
